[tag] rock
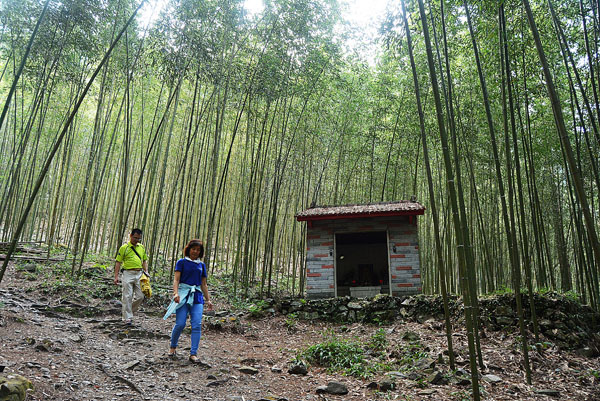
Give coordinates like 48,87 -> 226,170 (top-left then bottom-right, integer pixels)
288,362 -> 308,375
413,357 -> 435,371
366,380 -> 393,392
402,331 -> 420,342
69,335 -> 84,343
238,366 -> 258,375
495,305 -> 512,315
417,389 -> 437,396
575,347 -> 599,358
206,378 -> 229,387
379,379 -> 395,392
35,343 -> 50,352
270,366 -> 282,373
534,389 -> 560,397
386,371 -> 407,379
416,314 -> 431,324
288,301 -> 303,312
407,371 -> 420,380
228,397 -> 245,401
20,264 -> 38,273
25,362 -> 41,369
495,316 -> 513,326
347,302 -> 362,310
456,377 -> 471,386
482,374 -> 502,384
316,382 -> 348,395
121,360 -> 141,370
427,371 -> 445,385
206,374 -> 217,380
0,374 -> 33,401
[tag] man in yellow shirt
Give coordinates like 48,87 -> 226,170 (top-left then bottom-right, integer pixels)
114,228 -> 148,324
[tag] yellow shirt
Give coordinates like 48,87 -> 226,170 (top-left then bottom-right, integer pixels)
116,242 -> 148,270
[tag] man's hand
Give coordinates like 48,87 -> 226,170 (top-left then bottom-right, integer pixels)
205,300 -> 214,310
173,294 -> 180,303
114,262 -> 121,285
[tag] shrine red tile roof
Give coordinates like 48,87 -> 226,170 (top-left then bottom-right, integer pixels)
295,200 -> 425,221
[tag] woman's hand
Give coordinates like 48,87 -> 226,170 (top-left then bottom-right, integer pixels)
173,293 -> 180,303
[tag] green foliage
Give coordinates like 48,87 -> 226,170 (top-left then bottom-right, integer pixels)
247,299 -> 269,318
450,390 -> 471,401
300,331 -> 375,378
92,263 -> 109,271
395,341 -> 429,371
39,278 -> 77,295
490,285 -> 513,296
367,328 -> 388,351
532,341 -> 554,351
563,290 -> 581,303
284,312 -> 298,331
587,369 -> 600,379
537,287 -> 551,296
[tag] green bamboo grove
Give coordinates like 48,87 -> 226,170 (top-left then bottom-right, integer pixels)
1,0 -> 599,308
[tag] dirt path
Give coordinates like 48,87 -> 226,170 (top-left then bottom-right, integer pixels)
1,262 -> 599,401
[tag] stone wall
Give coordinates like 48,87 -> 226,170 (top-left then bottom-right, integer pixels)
304,215 -> 421,299
274,293 -> 600,354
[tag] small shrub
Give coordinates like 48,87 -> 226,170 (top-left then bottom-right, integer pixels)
285,313 -> 298,331
450,390 -> 471,401
301,332 -> 374,378
564,290 -> 581,303
532,341 -> 554,351
92,263 -> 109,271
367,328 -> 388,351
395,341 -> 429,370
247,299 -> 269,318
491,286 -> 513,296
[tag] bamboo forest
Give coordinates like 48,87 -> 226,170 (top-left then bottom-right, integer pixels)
0,0 -> 599,400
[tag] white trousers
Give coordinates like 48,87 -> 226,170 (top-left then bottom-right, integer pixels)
121,269 -> 144,320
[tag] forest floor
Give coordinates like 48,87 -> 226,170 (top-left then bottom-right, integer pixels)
0,260 -> 599,401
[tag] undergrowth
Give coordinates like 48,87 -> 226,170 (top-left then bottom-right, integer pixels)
300,329 -> 375,378
297,328 -> 432,379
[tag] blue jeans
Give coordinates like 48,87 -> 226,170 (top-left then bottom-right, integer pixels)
170,303 -> 204,356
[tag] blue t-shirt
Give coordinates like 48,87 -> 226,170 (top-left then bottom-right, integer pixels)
175,258 -> 207,304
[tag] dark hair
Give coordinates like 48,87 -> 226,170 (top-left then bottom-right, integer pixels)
183,239 -> 204,258
131,228 -> 143,236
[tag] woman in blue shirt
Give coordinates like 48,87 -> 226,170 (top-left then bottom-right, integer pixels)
168,239 -> 213,363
